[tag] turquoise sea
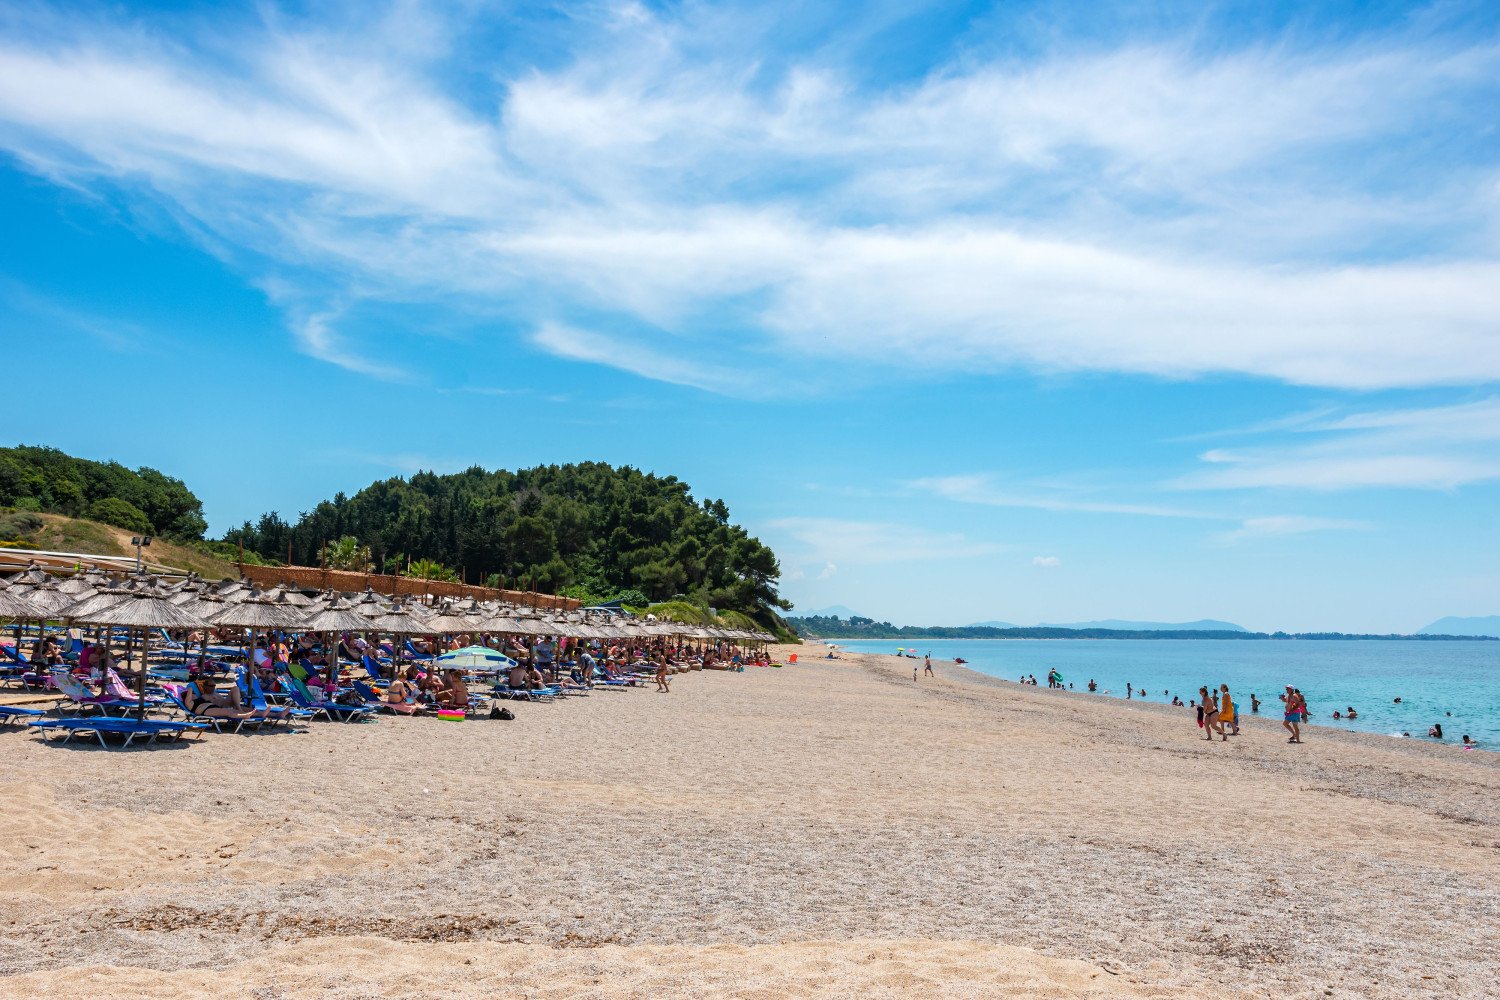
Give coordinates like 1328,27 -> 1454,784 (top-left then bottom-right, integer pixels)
830,638 -> 1500,748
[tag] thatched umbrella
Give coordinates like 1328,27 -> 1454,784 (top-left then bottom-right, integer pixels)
205,597 -> 302,690
302,597 -> 375,678
7,563 -> 51,584
56,585 -> 130,621
262,584 -> 315,607
0,588 -> 47,620
56,575 -> 97,596
77,583 -> 209,720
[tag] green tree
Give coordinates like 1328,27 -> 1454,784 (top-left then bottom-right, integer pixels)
85,497 -> 152,534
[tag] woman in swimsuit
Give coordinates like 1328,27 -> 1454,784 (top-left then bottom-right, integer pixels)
183,676 -> 260,721
1198,686 -> 1225,741
384,669 -> 422,715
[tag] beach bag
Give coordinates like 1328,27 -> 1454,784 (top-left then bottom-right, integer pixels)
489,703 -> 515,721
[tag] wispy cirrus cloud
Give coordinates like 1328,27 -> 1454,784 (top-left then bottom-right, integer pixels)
763,516 -> 1007,565
1178,397 -> 1500,491
0,5 -> 1496,389
1215,516 -> 1372,544
909,473 -> 1219,519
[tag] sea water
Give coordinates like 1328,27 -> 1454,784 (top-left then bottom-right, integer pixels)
830,638 -> 1500,748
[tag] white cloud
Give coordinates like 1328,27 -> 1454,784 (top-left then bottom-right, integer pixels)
1032,555 -> 1061,568
763,517 -> 1006,565
1178,398 -> 1500,491
817,562 -> 837,579
0,10 -> 1497,389
531,322 -> 749,396
1215,516 -> 1372,544
911,473 -> 1219,519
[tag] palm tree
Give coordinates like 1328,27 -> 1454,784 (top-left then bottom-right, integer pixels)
406,557 -> 458,582
321,535 -> 370,571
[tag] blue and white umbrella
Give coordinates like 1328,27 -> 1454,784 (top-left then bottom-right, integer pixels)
437,645 -> 517,670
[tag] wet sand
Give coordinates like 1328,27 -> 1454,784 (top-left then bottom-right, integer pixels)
1,646 -> 1496,998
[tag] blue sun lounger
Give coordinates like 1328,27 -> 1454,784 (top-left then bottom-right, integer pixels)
161,684 -> 264,735
275,668 -> 375,723
29,716 -> 207,749
0,705 -> 49,725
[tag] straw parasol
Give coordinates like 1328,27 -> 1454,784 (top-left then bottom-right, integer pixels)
261,584 -> 315,607
303,596 -> 375,634
0,588 -> 48,620
76,582 -> 209,720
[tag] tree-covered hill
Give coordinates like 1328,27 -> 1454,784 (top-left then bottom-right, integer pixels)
226,462 -> 789,624
0,445 -> 208,538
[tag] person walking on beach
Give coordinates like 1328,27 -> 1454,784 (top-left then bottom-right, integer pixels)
1281,686 -> 1302,743
924,653 -> 933,677
1198,686 -> 1226,741
654,658 -> 670,693
1220,684 -> 1239,735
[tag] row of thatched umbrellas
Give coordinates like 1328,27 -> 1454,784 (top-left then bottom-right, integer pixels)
2,567 -> 776,720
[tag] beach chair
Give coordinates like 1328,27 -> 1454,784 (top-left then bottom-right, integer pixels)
491,683 -> 557,702
362,654 -> 388,681
160,684 -> 263,735
29,716 -> 207,749
404,639 -> 434,662
275,667 -> 375,723
0,705 -> 49,726
248,675 -> 315,728
104,669 -> 167,709
50,668 -> 138,717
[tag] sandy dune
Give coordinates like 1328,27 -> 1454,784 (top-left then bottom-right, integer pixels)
1,647 -> 1496,998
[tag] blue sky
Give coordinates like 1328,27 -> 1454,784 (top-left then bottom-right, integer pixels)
2,0 -> 1498,632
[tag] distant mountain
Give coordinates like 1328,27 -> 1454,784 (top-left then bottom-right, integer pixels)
1418,616 -> 1500,638
967,619 -> 1018,628
794,604 -> 864,619
1038,618 -> 1249,632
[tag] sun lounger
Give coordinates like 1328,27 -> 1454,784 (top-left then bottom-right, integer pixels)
248,675 -> 314,727
491,684 -> 557,702
50,668 -> 138,716
403,639 -> 434,662
275,667 -> 375,722
29,716 -> 206,749
0,705 -> 49,725
161,684 -> 264,735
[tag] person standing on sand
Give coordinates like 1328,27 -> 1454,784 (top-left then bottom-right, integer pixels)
1126,682 -> 1133,700
655,658 -> 670,693
924,653 -> 933,677
1220,684 -> 1238,735
1282,685 -> 1302,743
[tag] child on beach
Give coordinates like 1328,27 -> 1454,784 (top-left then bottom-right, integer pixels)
1220,684 -> 1238,735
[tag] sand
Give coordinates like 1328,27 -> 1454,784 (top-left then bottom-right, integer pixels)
1,646 -> 1497,999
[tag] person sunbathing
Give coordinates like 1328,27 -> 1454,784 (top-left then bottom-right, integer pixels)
524,664 -> 547,690
436,669 -> 469,708
183,676 -> 260,721
383,668 -> 424,714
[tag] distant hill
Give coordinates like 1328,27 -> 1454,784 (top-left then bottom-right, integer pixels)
795,604 -> 864,619
967,619 -> 1018,628
1039,618 -> 1248,632
1418,616 -> 1500,638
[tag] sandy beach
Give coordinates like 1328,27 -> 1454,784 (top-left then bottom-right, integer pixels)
2,646 -> 1497,999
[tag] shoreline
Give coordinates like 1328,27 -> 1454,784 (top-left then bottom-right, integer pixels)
3,643 -> 1498,998
848,645 -> 1500,764
825,637 -> 1499,752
